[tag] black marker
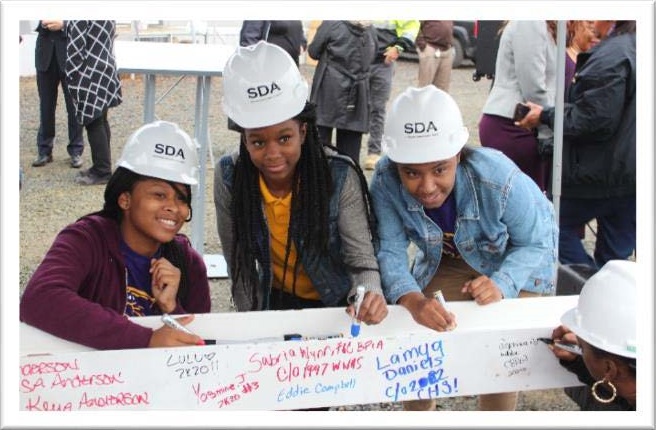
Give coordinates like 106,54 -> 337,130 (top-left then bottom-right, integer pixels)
202,334 -> 300,345
202,333 -> 343,345
538,337 -> 582,356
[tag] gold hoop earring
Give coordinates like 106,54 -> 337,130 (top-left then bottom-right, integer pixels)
591,378 -> 617,404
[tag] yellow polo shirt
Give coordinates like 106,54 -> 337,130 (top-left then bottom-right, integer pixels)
259,175 -> 319,300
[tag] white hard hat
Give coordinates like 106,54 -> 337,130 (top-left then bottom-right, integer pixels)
561,260 -> 637,358
222,41 -> 309,129
382,86 -> 469,163
117,121 -> 199,185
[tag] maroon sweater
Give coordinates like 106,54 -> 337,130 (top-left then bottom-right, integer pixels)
20,215 -> 211,350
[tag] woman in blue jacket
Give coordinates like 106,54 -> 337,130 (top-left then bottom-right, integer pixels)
370,86 -> 558,411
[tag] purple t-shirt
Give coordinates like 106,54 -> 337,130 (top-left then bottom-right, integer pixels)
121,240 -> 161,317
565,54 -> 576,92
424,192 -> 460,258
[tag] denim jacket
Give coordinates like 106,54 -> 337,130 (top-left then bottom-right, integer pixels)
214,148 -> 381,311
369,147 -> 557,304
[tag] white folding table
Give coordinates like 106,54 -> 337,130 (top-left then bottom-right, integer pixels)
114,40 -> 235,262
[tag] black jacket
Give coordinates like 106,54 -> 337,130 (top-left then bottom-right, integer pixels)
308,21 -> 376,133
34,23 -> 67,72
239,20 -> 305,65
372,26 -> 416,64
542,31 -> 636,199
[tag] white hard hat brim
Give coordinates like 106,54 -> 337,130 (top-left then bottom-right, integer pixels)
384,127 -> 469,164
224,82 -> 308,129
560,307 -> 636,359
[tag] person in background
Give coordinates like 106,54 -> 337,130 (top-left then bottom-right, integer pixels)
478,21 -> 557,193
308,20 -> 376,163
565,20 -> 599,91
564,20 -> 599,241
516,20 -> 636,269
416,20 -> 454,92
215,41 -> 387,322
370,85 -> 558,411
239,20 -> 306,66
32,20 -> 85,169
65,20 -> 123,186
547,260 -> 636,411
363,20 -> 419,171
20,121 -> 211,350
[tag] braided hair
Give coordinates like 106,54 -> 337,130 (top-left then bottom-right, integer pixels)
230,102 -> 378,310
97,166 -> 193,302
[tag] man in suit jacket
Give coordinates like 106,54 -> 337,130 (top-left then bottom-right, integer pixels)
33,19 -> 84,168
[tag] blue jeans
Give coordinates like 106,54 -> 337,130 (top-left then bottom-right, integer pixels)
559,196 -> 636,269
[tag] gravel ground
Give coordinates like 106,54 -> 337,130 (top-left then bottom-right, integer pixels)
19,56 -> 580,411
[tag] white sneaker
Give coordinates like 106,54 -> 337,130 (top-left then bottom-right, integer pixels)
364,153 -> 380,170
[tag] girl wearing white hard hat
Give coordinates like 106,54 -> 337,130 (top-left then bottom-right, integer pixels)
369,85 -> 558,410
547,260 -> 636,410
20,121 -> 211,349
215,41 -> 387,324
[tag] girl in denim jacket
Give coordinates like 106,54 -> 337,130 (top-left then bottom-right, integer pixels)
370,86 -> 558,411
214,42 -> 387,325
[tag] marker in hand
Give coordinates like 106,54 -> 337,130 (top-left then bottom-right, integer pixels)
538,337 -> 582,355
434,290 -> 456,331
434,290 -> 448,310
161,313 -> 205,346
350,285 -> 366,337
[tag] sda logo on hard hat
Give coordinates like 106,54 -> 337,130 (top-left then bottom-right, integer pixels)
154,143 -> 186,162
403,121 -> 440,138
222,42 -> 308,128
247,82 -> 282,100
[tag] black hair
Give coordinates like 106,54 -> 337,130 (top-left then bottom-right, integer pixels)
388,144 -> 474,172
613,21 -> 636,36
587,342 -> 637,377
96,166 -> 193,303
459,144 -> 474,161
230,102 -> 377,310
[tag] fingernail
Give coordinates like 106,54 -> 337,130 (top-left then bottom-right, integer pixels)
196,339 -> 206,346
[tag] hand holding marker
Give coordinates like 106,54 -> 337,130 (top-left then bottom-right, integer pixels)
538,337 -> 582,355
434,290 -> 447,309
161,313 -> 205,346
434,290 -> 456,331
351,285 -> 366,337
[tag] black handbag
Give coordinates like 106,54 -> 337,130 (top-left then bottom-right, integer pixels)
537,136 -> 554,158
